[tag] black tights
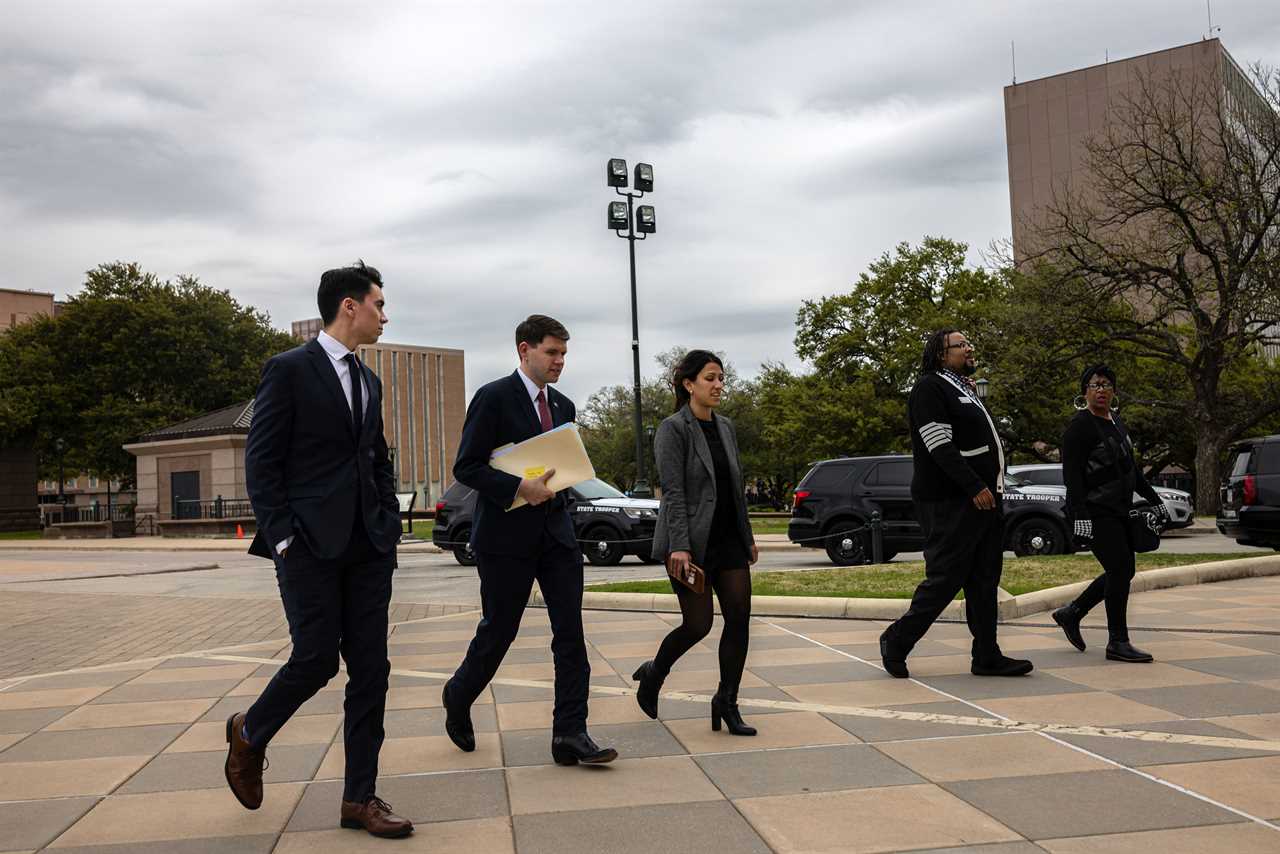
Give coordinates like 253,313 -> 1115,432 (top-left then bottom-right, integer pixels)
1073,516 -> 1135,641
653,568 -> 752,690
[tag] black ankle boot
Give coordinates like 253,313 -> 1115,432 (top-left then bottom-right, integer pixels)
1106,638 -> 1154,663
1052,603 -> 1087,652
711,684 -> 756,736
632,661 -> 664,719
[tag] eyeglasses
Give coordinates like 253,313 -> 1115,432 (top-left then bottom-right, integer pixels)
946,341 -> 975,351
1087,382 -> 1113,391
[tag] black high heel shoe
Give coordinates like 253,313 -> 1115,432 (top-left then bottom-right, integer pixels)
710,684 -> 756,736
632,661 -> 663,719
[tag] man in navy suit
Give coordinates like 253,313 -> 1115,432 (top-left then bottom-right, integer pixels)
225,261 -> 412,839
442,315 -> 617,766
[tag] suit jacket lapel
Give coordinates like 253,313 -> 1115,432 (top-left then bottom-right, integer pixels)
682,406 -> 716,482
548,387 -> 568,428
510,371 -> 542,436
359,363 -> 380,443
306,340 -> 356,440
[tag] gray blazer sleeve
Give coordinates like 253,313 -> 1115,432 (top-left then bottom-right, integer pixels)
654,418 -> 692,554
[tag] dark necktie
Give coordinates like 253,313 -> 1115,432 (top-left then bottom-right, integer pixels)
536,389 -> 553,432
344,353 -> 363,437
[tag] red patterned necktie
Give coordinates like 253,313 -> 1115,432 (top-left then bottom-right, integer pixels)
536,389 -> 553,432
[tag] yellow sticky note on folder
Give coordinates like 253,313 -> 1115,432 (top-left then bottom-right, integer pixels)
489,423 -> 596,510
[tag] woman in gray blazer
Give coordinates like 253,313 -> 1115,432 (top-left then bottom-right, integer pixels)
633,350 -> 759,735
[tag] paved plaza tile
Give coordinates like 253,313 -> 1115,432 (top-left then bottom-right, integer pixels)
941,769 -> 1241,839
3,575 -> 1280,850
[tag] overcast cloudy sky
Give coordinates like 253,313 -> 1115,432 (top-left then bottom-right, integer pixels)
3,1 -> 1278,403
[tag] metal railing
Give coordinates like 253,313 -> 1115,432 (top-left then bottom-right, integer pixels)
44,504 -> 135,525
172,496 -> 254,520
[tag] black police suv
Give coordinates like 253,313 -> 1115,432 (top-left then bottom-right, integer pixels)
787,454 -> 1076,565
432,477 -> 660,566
1217,434 -> 1280,549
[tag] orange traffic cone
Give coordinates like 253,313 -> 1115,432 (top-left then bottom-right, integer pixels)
235,524 -> 244,539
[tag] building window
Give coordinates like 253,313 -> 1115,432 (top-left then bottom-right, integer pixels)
88,476 -> 99,489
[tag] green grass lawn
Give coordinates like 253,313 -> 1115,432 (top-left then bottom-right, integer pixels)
0,530 -> 43,540
410,520 -> 436,540
749,517 -> 791,535
586,552 -> 1244,599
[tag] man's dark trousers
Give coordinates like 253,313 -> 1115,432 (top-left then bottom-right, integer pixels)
244,518 -> 394,803
886,498 -> 1004,660
450,529 -> 589,735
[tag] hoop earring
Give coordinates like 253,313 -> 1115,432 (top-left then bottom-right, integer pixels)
1073,395 -> 1087,411
1110,395 -> 1120,412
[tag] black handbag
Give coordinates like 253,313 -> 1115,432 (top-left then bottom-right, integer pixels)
1129,507 -> 1162,553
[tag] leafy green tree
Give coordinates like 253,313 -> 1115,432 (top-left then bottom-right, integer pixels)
795,237 -> 1011,391
0,262 -> 298,487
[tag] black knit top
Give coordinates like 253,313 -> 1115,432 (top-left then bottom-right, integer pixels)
697,416 -> 751,571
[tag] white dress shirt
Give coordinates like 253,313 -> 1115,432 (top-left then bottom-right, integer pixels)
277,330 -> 371,555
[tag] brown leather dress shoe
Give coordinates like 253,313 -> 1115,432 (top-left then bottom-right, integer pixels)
224,712 -> 265,810
341,796 -> 414,838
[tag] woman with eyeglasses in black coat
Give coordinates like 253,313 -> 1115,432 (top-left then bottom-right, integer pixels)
1052,364 -> 1168,663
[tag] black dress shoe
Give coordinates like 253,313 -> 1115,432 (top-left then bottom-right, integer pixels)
441,681 -> 475,753
551,732 -> 618,766
1052,603 -> 1087,652
1106,640 -> 1154,663
879,632 -> 909,679
971,655 -> 1034,677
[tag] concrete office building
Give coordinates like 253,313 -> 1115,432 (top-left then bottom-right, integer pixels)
294,319 -> 465,504
0,288 -> 55,332
1003,38 -> 1260,258
0,289 -> 55,531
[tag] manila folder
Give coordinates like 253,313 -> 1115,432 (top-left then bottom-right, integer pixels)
489,422 -> 596,510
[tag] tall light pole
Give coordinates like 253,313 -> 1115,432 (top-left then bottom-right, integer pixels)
55,437 -> 66,507
607,158 -> 656,496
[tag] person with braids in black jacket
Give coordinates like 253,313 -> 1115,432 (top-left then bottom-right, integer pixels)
879,329 -> 1033,680
1052,364 -> 1168,663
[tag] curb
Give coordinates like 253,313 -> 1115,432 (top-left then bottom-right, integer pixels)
561,554 -> 1280,621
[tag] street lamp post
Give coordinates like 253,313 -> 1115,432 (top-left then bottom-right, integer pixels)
607,159 -> 656,497
55,437 -> 66,507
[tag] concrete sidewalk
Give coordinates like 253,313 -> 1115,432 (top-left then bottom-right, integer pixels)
2,577 -> 1279,852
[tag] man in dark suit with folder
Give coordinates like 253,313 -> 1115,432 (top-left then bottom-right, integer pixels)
442,315 -> 617,766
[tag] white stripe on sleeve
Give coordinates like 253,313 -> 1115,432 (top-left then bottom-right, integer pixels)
919,421 -> 952,452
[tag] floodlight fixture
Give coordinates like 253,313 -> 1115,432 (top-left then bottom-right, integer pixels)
608,201 -> 629,230
607,158 -> 628,188
635,205 -> 655,234
634,162 -> 653,192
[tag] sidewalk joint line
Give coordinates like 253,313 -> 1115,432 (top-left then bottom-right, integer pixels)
759,618 -> 1280,834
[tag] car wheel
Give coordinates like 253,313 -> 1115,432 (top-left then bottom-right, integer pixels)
824,522 -> 867,566
1009,518 -> 1064,557
583,525 -> 624,566
452,529 -> 477,566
